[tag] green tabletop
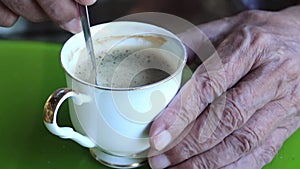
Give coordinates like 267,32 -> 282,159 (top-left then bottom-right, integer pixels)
0,40 -> 298,169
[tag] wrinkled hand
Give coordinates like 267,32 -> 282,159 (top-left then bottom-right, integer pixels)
149,5 -> 300,169
0,0 -> 96,33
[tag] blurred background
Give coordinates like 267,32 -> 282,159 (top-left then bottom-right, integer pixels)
0,0 -> 298,43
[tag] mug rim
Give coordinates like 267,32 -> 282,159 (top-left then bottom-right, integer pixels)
61,21 -> 187,91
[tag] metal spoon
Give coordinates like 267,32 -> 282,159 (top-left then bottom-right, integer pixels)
77,4 -> 98,84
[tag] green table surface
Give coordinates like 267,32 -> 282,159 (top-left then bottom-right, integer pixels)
0,40 -> 299,169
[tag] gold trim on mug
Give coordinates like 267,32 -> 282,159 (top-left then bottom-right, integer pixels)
44,88 -> 73,123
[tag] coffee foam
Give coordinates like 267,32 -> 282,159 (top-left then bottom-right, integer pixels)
99,47 -> 180,88
73,35 -> 182,88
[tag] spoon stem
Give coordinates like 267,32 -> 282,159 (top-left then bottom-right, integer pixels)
77,4 -> 98,84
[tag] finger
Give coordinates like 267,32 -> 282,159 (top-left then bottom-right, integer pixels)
149,24 -> 282,152
36,0 -> 81,33
0,1 -> 19,27
149,99 -> 296,168
178,15 -> 241,67
75,0 -> 97,6
179,10 -> 272,66
1,0 -> 48,22
221,115 -> 300,169
197,10 -> 272,47
179,15 -> 239,49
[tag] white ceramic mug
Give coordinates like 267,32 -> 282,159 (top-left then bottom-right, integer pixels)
43,21 -> 187,168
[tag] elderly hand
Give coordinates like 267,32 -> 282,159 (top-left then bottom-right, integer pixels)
149,5 -> 300,169
0,0 -> 96,33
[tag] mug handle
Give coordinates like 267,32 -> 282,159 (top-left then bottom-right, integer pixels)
43,88 -> 96,148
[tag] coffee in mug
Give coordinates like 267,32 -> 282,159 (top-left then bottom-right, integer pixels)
74,34 -> 182,88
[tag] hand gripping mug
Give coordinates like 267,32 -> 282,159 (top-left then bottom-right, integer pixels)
43,21 -> 187,168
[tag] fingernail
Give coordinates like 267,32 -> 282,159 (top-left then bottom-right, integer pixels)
153,130 -> 172,151
90,0 -> 97,4
60,18 -> 82,34
77,0 -> 97,5
149,154 -> 170,169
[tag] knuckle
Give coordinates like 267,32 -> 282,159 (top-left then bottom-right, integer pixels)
25,15 -> 47,23
230,129 -> 258,154
0,14 -> 18,27
234,24 -> 273,68
7,0 -> 26,13
239,25 -> 271,48
282,52 -> 300,70
269,53 -> 300,98
22,14 -> 47,24
192,156 -> 215,169
37,0 -> 76,23
218,113 -> 237,134
165,142 -> 197,165
193,68 -> 226,105
239,10 -> 269,23
0,2 -> 18,27
3,0 -> 47,23
258,145 -> 278,167
171,147 -> 216,169
219,92 -> 245,132
177,105 -> 196,126
176,79 -> 208,124
281,59 -> 300,82
177,137 -> 202,160
220,16 -> 231,24
193,73 -> 212,104
44,2 -> 63,20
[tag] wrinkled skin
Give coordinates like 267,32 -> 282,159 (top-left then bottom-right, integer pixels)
149,5 -> 300,169
0,0 -> 96,33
